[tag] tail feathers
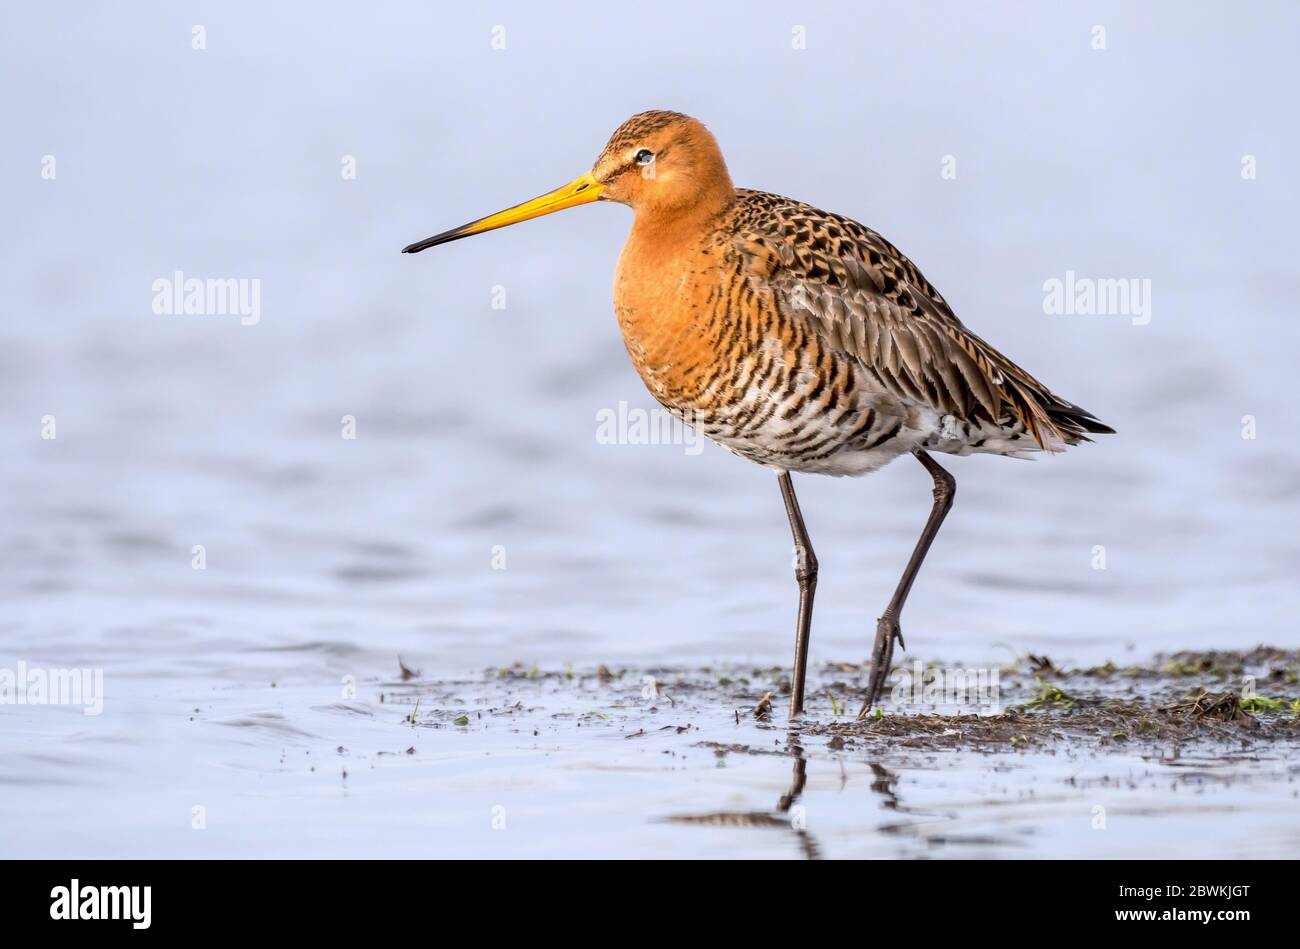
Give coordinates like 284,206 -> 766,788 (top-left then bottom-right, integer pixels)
1048,401 -> 1115,441
1009,386 -> 1114,450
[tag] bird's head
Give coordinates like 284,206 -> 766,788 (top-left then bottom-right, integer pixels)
591,110 -> 732,214
402,110 -> 733,254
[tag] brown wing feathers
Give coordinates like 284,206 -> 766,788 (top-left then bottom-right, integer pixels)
734,191 -> 1112,449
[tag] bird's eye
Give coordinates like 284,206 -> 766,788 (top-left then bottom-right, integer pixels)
634,148 -> 654,166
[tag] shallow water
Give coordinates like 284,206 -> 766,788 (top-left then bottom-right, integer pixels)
2,2 -> 1299,858
5,662 -> 1299,859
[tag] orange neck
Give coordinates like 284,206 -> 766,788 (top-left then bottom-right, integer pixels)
614,186 -> 739,404
626,181 -> 736,253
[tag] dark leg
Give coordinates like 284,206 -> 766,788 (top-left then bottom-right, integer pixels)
778,472 -> 818,717
858,449 -> 956,719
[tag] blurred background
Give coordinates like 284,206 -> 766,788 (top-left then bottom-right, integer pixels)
1,1 -> 1297,856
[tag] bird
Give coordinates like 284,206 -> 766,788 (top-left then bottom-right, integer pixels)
403,110 -> 1113,720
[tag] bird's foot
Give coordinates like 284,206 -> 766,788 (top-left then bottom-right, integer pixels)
857,614 -> 903,720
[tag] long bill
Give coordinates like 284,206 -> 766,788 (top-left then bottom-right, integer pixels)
402,172 -> 604,254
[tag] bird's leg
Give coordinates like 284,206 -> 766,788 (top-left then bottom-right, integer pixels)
858,449 -> 956,719
778,472 -> 818,718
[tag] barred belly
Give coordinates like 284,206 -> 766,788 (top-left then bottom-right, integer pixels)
662,339 -> 926,477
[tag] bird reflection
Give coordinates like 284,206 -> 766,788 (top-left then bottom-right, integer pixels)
661,729 -> 837,860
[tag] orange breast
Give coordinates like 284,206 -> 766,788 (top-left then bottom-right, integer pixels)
613,229 -> 731,411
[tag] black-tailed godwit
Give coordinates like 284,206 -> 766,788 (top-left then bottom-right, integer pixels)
403,111 -> 1113,719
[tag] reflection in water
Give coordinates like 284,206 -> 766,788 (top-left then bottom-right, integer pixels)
868,762 -> 900,810
664,729 -> 824,859
664,727 -> 1036,858
872,762 -> 1019,852
775,734 -> 820,860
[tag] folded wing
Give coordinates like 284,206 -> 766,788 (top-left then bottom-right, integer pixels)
732,192 -> 1112,448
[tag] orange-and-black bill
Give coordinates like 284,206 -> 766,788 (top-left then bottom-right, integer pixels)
402,172 -> 604,253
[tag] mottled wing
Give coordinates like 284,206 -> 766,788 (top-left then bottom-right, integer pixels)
733,192 -> 1104,448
